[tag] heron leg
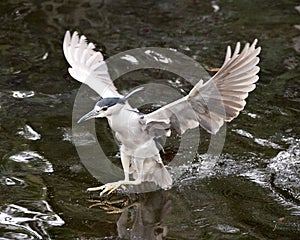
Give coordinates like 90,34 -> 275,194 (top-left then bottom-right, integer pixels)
87,151 -> 141,196
120,150 -> 130,181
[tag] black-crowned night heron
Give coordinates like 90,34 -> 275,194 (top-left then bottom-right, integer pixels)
63,31 -> 260,196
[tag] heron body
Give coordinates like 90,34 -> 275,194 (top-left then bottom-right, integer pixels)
78,96 -> 173,193
63,31 -> 261,195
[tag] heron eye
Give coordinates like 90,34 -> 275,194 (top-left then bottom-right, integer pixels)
94,106 -> 101,113
102,107 -> 108,111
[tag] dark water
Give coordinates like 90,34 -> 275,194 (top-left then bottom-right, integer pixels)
0,0 -> 299,239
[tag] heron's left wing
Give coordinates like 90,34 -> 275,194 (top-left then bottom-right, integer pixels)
63,31 -> 122,98
140,39 -> 261,135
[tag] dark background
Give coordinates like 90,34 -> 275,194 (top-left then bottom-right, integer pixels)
0,0 -> 299,239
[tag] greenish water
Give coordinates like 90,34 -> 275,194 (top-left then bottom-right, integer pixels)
0,0 -> 299,239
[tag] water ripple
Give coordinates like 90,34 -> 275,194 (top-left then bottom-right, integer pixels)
17,125 -> 41,141
0,176 -> 25,187
0,201 -> 64,239
8,151 -> 53,173
12,91 -> 35,99
232,128 -> 282,149
215,224 -> 240,234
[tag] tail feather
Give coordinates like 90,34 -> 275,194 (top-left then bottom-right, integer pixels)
130,156 -> 172,190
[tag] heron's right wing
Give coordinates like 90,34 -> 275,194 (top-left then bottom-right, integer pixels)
140,39 -> 261,135
63,31 -> 122,98
139,96 -> 199,136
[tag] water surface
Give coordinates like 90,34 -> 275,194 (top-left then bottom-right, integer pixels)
0,0 -> 299,239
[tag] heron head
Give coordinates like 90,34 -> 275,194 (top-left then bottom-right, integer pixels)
77,97 -> 124,123
77,87 -> 144,124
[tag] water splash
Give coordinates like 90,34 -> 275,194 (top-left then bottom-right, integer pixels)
254,138 -> 281,149
60,127 -> 97,145
268,138 -> 300,203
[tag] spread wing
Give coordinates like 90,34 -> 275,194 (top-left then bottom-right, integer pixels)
63,31 -> 122,98
140,40 -> 261,135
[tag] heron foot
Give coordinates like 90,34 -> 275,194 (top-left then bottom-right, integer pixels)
87,180 -> 141,196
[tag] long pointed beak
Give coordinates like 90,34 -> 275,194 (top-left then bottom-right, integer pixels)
77,110 -> 97,124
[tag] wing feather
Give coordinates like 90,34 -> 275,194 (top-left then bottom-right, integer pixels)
63,31 -> 121,98
140,40 -> 261,135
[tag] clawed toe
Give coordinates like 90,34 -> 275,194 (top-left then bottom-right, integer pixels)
87,181 -> 124,196
100,182 -> 122,196
87,180 -> 140,196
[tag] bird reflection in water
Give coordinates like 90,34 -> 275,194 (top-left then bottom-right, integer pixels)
89,191 -> 171,240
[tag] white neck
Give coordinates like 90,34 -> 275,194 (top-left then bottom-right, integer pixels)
106,103 -> 140,133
